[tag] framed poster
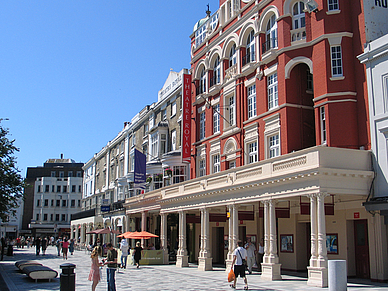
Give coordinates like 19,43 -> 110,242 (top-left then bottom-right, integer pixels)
280,234 -> 294,253
326,233 -> 338,254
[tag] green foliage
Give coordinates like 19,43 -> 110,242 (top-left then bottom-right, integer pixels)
0,121 -> 24,222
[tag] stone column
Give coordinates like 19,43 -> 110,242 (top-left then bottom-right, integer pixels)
80,223 -> 86,245
308,193 -> 328,287
160,213 -> 169,264
261,199 -> 282,281
176,210 -> 188,267
141,211 -> 147,248
198,207 -> 212,271
70,226 -> 74,240
226,204 -> 238,271
86,224 -> 91,246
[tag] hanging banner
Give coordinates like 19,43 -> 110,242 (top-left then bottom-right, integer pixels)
134,149 -> 146,189
182,74 -> 191,163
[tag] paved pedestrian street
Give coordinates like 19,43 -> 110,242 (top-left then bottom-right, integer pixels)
0,246 -> 387,291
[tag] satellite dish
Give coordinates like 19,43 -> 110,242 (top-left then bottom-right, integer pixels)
305,0 -> 319,13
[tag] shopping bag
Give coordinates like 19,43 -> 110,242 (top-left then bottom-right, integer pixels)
228,268 -> 236,282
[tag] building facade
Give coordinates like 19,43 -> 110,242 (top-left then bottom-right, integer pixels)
23,157 -> 83,238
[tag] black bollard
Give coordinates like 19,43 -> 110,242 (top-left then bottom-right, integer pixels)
60,263 -> 76,291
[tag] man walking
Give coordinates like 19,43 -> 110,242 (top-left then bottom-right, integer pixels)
245,238 -> 256,274
120,239 -> 129,269
230,241 -> 248,290
104,243 -> 117,291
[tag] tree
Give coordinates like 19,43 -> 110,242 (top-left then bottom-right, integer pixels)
0,120 -> 24,222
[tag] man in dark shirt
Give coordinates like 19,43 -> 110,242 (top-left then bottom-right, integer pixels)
104,243 -> 117,291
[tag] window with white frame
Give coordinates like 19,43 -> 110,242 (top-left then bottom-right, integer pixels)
269,134 -> 280,158
161,133 -> 167,154
171,129 -> 176,151
171,101 -> 177,117
195,23 -> 207,47
132,134 -> 136,147
212,154 -> 220,173
320,106 -> 327,144
292,1 -> 306,41
151,132 -> 158,158
229,160 -> 236,169
213,104 -> 220,134
247,85 -> 257,119
149,114 -> 154,129
214,56 -> 221,85
200,111 -> 206,140
229,44 -> 237,67
162,108 -> 167,120
200,68 -> 206,94
331,45 -> 343,77
268,73 -> 278,110
248,141 -> 258,163
328,0 -> 339,11
246,30 -> 255,63
143,123 -> 149,136
199,159 -> 206,177
228,95 -> 235,126
210,12 -> 219,30
173,165 -> 187,184
265,14 -> 278,52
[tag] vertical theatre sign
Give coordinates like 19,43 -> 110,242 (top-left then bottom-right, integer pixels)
182,74 -> 191,163
134,149 -> 146,189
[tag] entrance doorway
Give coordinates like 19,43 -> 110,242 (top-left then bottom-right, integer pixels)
354,219 -> 370,278
212,227 -> 225,265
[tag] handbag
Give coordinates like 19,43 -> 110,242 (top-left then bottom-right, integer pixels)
237,249 -> 247,267
228,268 -> 236,282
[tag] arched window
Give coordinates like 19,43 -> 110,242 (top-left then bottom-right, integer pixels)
265,14 -> 277,52
200,68 -> 206,94
292,1 -> 306,41
214,56 -> 221,84
246,30 -> 255,63
229,44 -> 237,67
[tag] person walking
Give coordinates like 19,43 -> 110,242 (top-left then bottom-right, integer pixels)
41,237 -> 47,256
103,243 -> 117,291
244,238 -> 256,274
230,240 -> 248,290
133,241 -> 143,269
88,246 -> 103,291
119,239 -> 129,269
258,238 -> 264,272
35,237 -> 41,256
62,237 -> 69,260
56,237 -> 62,256
69,238 -> 75,255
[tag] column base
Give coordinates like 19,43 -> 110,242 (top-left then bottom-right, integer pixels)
225,259 -> 233,273
198,257 -> 213,271
162,250 -> 169,265
261,263 -> 282,281
307,266 -> 328,288
176,255 -> 189,268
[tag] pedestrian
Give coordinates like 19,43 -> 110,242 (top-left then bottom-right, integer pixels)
244,238 -> 256,274
230,240 -> 248,290
103,243 -> 117,291
119,239 -> 129,269
1,237 -> 5,261
35,237 -> 41,256
258,238 -> 264,272
62,237 -> 69,260
56,237 -> 62,256
133,241 -> 143,269
88,246 -> 103,291
41,237 -> 47,256
69,238 -> 75,255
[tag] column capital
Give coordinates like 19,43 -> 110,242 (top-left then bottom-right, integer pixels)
317,192 -> 329,199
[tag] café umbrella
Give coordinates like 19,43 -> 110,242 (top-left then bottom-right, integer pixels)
118,231 -> 158,239
86,228 -> 121,234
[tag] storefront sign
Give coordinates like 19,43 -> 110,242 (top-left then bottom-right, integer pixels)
182,74 -> 191,163
354,212 -> 360,219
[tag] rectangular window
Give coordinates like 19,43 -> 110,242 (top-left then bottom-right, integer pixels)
78,200 -> 81,207
143,123 -> 149,136
45,185 -> 49,192
199,159 -> 206,177
51,171 -> 56,177
247,85 -> 257,119
56,200 -> 60,207
78,185 -> 82,192
50,214 -> 53,221
77,171 -> 82,177
56,214 -> 59,221
62,214 -> 66,221
268,73 -> 278,110
51,199 -> 54,206
328,0 -> 339,11
162,108 -> 167,120
57,185 -> 61,193
151,133 -> 158,158
229,160 -> 236,169
212,154 -> 220,173
200,111 -> 206,140
132,134 -> 136,147
269,134 -> 280,158
213,104 -> 220,134
71,200 -> 76,207
72,185 -> 76,193
331,46 -> 343,77
59,171 -> 64,178
44,199 -> 48,207
320,106 -> 327,144
161,134 -> 167,154
63,186 -> 67,193
36,214 -> 40,221
36,199 -> 40,207
248,141 -> 258,164
171,130 -> 177,151
68,171 -> 73,177
37,185 -> 41,193
171,102 -> 177,117
229,96 -> 235,125
43,213 -> 48,221
51,185 -> 55,192
62,200 -> 67,207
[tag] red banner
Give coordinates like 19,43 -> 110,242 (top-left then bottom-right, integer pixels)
182,74 -> 191,163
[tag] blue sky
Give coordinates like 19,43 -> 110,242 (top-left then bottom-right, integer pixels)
1,0 -> 219,177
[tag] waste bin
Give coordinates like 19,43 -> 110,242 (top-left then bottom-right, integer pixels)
60,263 -> 76,291
6,245 -> 13,256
